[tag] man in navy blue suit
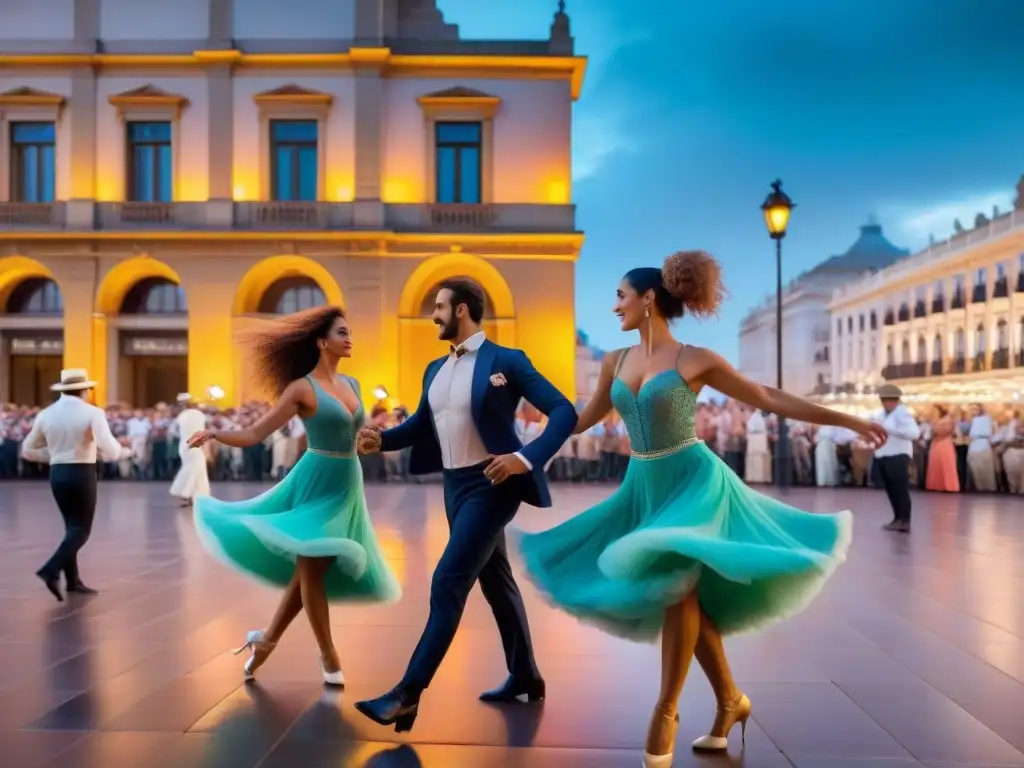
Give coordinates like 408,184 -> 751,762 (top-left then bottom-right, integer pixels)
354,277 -> 577,732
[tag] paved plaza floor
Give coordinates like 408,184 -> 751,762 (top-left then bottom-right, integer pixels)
0,480 -> 1022,767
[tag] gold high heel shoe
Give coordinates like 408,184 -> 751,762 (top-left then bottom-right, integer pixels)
691,693 -> 751,751
231,630 -> 277,680
642,706 -> 679,767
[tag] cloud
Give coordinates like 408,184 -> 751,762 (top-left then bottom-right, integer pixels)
887,191 -> 1015,245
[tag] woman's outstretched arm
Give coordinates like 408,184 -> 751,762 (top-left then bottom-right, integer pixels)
189,379 -> 313,449
572,350 -> 621,435
688,347 -> 884,437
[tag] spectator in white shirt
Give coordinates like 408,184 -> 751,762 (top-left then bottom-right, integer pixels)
20,369 -> 123,601
872,384 -> 920,532
966,404 -> 997,492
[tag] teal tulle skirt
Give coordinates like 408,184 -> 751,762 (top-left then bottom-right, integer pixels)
193,452 -> 401,603
514,441 -> 851,642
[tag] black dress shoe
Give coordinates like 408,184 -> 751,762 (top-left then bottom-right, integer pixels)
67,582 -> 98,595
354,689 -> 419,732
882,520 -> 910,533
479,676 -> 546,703
36,571 -> 64,602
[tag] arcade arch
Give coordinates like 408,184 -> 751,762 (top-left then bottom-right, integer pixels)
0,257 -> 64,405
396,253 -> 515,405
95,257 -> 188,406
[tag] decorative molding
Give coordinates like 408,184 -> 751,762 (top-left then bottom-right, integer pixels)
108,84 -> 189,119
254,85 -> 333,201
416,86 -> 501,119
0,86 -> 66,118
253,84 -> 333,116
417,87 -> 498,204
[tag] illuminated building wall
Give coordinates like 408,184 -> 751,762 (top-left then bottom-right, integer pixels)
0,0 -> 584,409
828,180 -> 1024,403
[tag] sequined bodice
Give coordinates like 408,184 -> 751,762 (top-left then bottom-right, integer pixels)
610,370 -> 698,454
305,376 -> 364,454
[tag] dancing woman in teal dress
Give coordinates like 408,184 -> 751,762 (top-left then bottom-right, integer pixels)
515,251 -> 886,767
188,306 -> 400,686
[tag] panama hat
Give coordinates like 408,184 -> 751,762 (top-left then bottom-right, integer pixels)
51,368 -> 98,392
877,384 -> 903,400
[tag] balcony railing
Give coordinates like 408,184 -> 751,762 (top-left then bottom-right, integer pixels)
929,359 -> 943,376
0,201 -> 577,235
385,203 -> 576,233
233,202 -> 354,230
972,353 -> 987,372
94,202 -> 211,229
948,357 -> 966,374
0,202 -> 66,228
992,349 -> 1011,369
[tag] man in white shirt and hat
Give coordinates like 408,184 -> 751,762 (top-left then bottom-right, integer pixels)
20,368 -> 123,600
871,383 -> 920,533
169,393 -> 210,505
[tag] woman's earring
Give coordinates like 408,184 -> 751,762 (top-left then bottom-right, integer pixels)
645,305 -> 653,355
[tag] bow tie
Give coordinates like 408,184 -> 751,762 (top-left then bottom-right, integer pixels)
450,344 -> 467,358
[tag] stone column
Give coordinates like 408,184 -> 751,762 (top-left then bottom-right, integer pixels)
207,0 -> 234,48
352,70 -> 384,228
205,64 -> 234,225
68,0 -> 100,227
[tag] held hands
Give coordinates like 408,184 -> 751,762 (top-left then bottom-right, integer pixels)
483,453 -> 529,485
187,429 -> 216,449
357,426 -> 382,454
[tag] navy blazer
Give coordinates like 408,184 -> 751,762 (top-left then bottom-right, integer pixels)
380,340 -> 577,508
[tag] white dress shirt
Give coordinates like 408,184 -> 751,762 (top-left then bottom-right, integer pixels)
20,394 -> 123,464
968,414 -> 993,454
427,331 -> 532,470
175,408 -> 207,461
872,404 -> 920,458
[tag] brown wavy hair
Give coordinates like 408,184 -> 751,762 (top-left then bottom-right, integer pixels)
235,305 -> 345,396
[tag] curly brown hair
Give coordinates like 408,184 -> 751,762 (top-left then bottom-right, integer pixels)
661,250 -> 725,319
235,305 -> 345,396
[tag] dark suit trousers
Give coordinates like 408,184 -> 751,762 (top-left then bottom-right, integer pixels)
39,463 -> 98,583
400,462 -> 540,694
877,454 -> 912,522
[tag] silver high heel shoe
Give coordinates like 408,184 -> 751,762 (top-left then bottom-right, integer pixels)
232,630 -> 275,680
320,655 -> 345,686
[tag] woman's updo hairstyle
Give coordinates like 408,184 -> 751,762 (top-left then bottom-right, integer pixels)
624,250 -> 725,321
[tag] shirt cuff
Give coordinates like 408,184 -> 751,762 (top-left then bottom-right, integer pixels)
514,451 -> 533,471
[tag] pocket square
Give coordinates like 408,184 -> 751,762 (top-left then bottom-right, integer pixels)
489,373 -> 507,387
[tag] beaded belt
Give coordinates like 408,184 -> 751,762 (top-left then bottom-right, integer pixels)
308,447 -> 356,459
630,436 -> 701,460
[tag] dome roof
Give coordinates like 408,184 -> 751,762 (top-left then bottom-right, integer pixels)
807,221 -> 909,275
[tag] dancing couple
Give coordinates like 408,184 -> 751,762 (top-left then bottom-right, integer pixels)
189,260 -> 885,765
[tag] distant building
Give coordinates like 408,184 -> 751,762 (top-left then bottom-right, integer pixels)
738,221 -> 908,396
828,176 -> 1024,404
575,328 -> 603,409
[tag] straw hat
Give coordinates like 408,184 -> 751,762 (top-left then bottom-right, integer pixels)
51,368 -> 98,392
176,393 -> 193,403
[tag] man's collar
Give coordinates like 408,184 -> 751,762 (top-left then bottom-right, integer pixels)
460,331 -> 486,353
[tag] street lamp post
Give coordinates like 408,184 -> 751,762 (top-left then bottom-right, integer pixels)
761,179 -> 795,489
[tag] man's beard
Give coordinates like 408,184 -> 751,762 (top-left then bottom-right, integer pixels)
437,317 -> 459,341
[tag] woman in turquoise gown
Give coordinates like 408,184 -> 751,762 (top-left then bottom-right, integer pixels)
514,251 -> 886,767
188,306 -> 400,686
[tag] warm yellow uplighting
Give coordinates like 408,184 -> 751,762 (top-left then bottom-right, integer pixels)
382,179 -> 415,203
94,171 -> 119,202
547,180 -> 569,204
232,184 -> 249,201
373,385 -> 388,400
333,185 -> 353,202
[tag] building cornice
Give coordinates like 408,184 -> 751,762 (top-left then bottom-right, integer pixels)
0,48 -> 589,100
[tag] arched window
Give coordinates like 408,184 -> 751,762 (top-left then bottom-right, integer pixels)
418,281 -> 496,318
4,278 -> 63,314
997,319 -> 1008,350
933,333 -> 943,362
257,276 -> 325,314
975,322 -> 986,353
120,277 -> 187,314
954,327 -> 965,357
886,343 -> 894,365
901,338 -> 910,363
916,334 -> 927,362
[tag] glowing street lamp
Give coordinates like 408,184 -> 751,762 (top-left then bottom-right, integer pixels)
372,385 -> 388,401
761,179 -> 795,488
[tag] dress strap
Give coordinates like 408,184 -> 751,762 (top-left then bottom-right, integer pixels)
613,348 -> 630,378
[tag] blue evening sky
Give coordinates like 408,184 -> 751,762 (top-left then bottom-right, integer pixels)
438,0 -> 1024,361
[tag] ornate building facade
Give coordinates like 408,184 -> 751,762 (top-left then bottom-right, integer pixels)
0,0 -> 584,407
738,221 -> 907,396
828,176 -> 1024,403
